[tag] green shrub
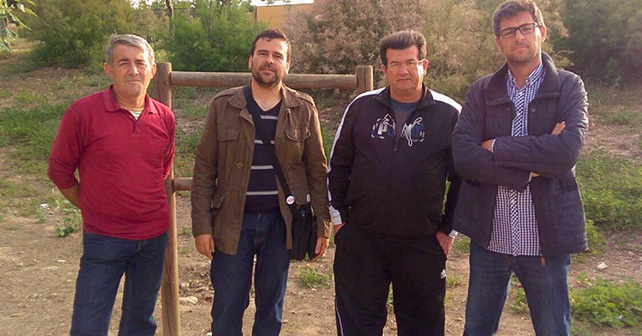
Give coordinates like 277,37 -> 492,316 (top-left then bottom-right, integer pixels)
576,151 -> 642,230
571,274 -> 642,329
23,0 -> 139,69
160,0 -> 264,72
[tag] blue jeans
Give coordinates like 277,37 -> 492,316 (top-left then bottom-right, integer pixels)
210,211 -> 291,336
70,231 -> 167,336
463,242 -> 571,336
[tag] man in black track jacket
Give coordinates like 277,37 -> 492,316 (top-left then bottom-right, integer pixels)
328,30 -> 461,336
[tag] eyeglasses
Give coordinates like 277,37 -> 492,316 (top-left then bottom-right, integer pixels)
499,22 -> 540,39
387,59 -> 424,71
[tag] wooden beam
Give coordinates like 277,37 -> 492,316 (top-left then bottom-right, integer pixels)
153,62 -> 181,336
170,71 -> 357,90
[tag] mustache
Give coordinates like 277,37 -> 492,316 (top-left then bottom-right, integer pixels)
259,64 -> 276,72
513,42 -> 529,49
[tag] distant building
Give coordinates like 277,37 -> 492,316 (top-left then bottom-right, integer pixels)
254,3 -> 314,29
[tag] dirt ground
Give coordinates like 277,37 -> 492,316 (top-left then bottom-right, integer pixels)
0,193 -> 640,336
1,60 -> 641,335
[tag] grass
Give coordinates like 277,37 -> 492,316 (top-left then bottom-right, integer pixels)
571,274 -> 642,330
576,150 -> 642,231
0,176 -> 52,217
0,101 -> 68,175
298,266 -> 331,288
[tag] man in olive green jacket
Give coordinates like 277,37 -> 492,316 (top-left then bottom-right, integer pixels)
190,29 -> 331,335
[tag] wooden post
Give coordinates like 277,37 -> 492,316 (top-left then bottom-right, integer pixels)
355,65 -> 374,94
153,62 -> 181,336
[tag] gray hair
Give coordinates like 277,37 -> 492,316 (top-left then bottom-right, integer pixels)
105,34 -> 155,66
493,0 -> 545,36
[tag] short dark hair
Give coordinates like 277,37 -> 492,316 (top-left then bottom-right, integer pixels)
379,30 -> 426,66
492,0 -> 545,36
250,28 -> 291,61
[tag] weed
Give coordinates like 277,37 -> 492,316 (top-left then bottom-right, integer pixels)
298,266 -> 331,288
179,225 -> 193,237
571,274 -> 642,329
446,275 -> 464,288
510,287 -> 529,313
452,235 -> 470,255
35,208 -> 46,223
53,199 -> 82,237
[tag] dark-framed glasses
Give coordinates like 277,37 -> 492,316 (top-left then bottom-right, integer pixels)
499,22 -> 540,39
387,59 -> 424,71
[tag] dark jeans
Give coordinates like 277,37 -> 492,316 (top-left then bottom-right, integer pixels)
70,231 -> 167,336
463,241 -> 571,336
210,211 -> 291,336
334,225 -> 446,336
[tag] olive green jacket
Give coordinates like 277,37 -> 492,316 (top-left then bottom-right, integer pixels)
191,84 -> 331,255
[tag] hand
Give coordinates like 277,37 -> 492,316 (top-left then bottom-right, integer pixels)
481,139 -> 494,152
195,234 -> 215,260
435,231 -> 454,256
311,236 -> 330,261
551,121 -> 565,135
333,223 -> 345,236
531,122 -> 566,178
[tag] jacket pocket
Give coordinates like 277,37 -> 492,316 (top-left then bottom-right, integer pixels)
210,193 -> 225,219
218,126 -> 239,141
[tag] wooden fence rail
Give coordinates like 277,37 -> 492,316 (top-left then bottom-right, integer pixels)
152,63 -> 373,336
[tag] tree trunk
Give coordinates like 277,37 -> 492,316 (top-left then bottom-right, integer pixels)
165,0 -> 173,33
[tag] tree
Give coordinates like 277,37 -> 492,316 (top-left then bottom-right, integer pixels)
283,0 -> 425,84
0,0 -> 35,51
422,0 -> 569,100
555,0 -> 642,85
23,0 -> 137,68
160,0 -> 265,71
284,0 -> 569,100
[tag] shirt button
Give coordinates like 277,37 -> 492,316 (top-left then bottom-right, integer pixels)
236,163 -> 243,168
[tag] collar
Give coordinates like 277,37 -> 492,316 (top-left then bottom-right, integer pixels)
102,84 -> 157,114
374,83 -> 435,109
507,61 -> 545,90
486,52 -> 560,105
228,82 -> 302,110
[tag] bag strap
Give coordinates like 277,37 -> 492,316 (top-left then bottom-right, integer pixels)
242,85 -> 301,220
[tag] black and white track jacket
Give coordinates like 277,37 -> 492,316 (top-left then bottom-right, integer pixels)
328,85 -> 461,241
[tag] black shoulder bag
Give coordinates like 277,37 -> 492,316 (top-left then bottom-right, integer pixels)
242,85 -> 317,261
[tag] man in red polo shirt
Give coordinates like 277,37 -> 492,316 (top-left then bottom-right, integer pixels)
48,34 -> 174,336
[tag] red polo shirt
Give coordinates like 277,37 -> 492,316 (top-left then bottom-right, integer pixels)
48,86 -> 175,240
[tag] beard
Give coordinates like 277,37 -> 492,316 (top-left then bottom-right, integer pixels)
251,64 -> 282,88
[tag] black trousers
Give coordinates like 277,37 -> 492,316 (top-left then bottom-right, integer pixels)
334,225 -> 446,336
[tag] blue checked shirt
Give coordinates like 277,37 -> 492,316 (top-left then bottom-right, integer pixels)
488,62 -> 545,256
